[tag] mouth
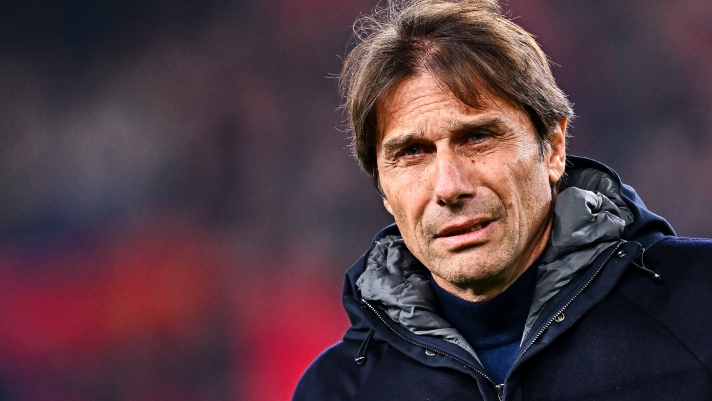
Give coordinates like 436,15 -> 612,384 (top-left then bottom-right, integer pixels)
437,220 -> 492,238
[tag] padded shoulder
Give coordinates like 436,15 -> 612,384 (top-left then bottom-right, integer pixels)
293,339 -> 374,401
617,236 -> 712,377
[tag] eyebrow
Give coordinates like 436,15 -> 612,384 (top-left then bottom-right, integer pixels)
447,115 -> 508,133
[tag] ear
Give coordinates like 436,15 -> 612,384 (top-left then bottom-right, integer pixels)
382,197 -> 394,215
547,118 -> 567,183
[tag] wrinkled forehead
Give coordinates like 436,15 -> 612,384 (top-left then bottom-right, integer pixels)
373,73 -> 521,145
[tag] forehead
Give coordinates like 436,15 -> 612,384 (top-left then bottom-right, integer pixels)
375,74 -> 528,143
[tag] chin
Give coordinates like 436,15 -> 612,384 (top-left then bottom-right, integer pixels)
433,257 -> 507,286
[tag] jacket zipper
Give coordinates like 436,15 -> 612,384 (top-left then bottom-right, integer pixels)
360,299 -> 500,394
494,384 -> 504,400
512,241 -> 623,367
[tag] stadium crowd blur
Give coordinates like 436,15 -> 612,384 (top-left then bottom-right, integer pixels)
0,0 -> 710,400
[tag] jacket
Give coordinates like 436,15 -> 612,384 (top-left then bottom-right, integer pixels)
294,156 -> 712,401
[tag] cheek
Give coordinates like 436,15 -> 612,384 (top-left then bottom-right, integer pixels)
383,169 -> 431,215
497,156 -> 550,216
383,179 -> 432,247
510,162 -> 552,227
389,189 -> 422,230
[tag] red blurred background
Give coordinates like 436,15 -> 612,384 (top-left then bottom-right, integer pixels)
0,0 -> 710,400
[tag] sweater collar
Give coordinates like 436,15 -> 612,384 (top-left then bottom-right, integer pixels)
430,252 -> 542,347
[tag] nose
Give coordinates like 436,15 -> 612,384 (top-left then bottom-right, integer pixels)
432,149 -> 475,206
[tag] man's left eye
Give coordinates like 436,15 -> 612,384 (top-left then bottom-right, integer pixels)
468,132 -> 489,142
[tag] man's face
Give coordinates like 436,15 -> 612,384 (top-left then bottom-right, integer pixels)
376,74 -> 566,301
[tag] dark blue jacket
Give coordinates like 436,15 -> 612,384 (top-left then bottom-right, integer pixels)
294,157 -> 712,400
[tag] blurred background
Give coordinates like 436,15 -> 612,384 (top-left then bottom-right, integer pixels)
0,0 -> 709,400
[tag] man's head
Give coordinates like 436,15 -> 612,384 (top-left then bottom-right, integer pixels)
341,0 -> 573,190
340,0 -> 573,300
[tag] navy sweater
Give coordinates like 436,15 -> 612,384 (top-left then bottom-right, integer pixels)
430,259 -> 540,384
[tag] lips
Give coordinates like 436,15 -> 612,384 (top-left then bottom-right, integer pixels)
436,220 -> 492,238
432,219 -> 496,250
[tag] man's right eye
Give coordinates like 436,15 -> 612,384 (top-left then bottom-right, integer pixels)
403,146 -> 421,156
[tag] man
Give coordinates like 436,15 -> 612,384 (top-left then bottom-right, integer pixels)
294,1 -> 712,400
